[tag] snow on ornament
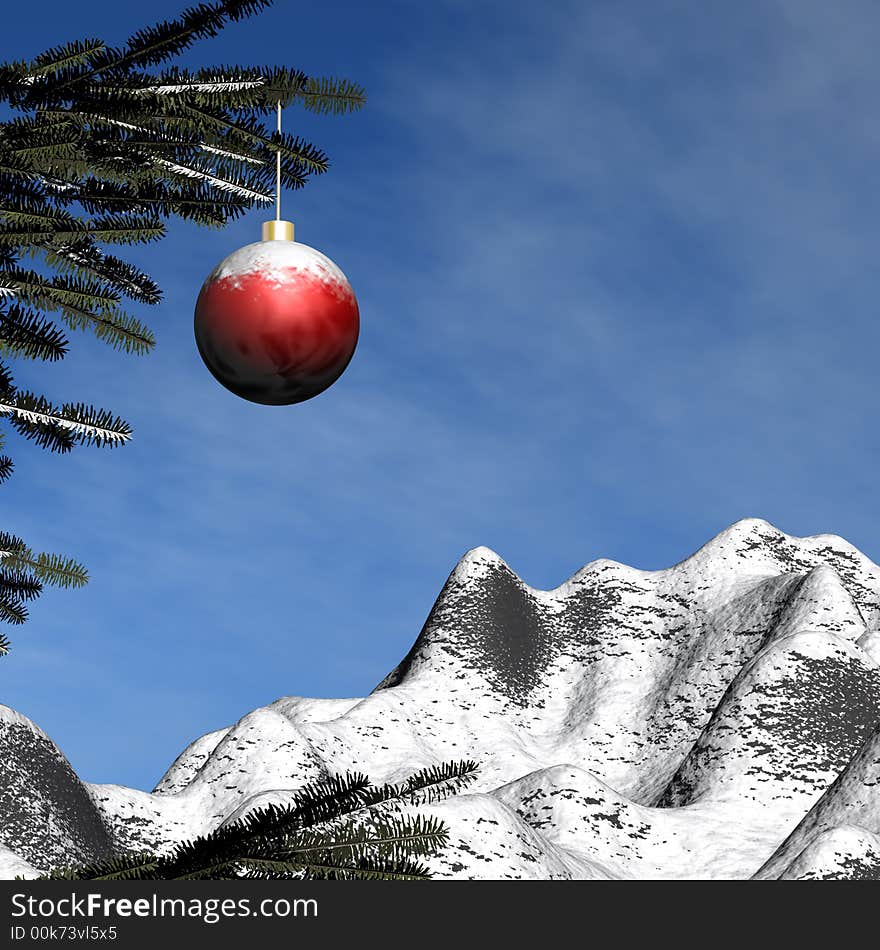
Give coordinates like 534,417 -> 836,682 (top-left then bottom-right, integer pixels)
193,103 -> 359,406
194,219 -> 359,405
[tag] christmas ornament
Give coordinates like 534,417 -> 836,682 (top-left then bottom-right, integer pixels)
194,106 -> 359,405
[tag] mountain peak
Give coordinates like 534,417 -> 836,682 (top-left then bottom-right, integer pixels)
451,545 -> 511,582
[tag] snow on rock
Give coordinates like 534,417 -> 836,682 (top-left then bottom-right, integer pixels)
152,727 -> 230,796
0,704 -> 114,873
414,792 -> 611,880
491,764 -> 785,879
775,825 -> 880,880
2,518 -> 880,879
769,565 -> 867,643
857,629 -> 880,666
657,631 -> 880,818
754,720 -> 880,879
0,846 -> 38,880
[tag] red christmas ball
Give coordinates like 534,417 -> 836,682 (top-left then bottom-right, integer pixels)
194,230 -> 359,405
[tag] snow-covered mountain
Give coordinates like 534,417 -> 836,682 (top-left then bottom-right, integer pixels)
2,518 -> 880,880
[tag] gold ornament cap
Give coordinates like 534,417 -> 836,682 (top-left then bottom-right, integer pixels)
262,219 -> 295,242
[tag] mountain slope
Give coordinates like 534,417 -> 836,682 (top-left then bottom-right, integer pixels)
754,719 -> 880,879
0,705 -> 114,875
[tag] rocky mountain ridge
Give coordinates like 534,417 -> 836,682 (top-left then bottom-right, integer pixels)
2,518 -> 879,879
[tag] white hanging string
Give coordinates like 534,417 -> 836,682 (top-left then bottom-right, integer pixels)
276,101 -> 282,221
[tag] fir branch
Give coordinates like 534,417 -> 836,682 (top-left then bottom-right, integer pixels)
6,129 -> 83,163
0,215 -> 166,247
396,759 -> 481,806
38,107 -> 272,173
0,268 -> 154,352
291,75 -> 367,116
27,40 -> 108,82
0,305 -> 69,361
0,358 -> 15,395
3,403 -> 76,453
0,569 -> 43,602
115,0 -> 273,70
278,813 -> 449,865
0,63 -> 31,103
243,775 -> 373,836
111,65 -> 309,112
73,177 -> 253,226
0,198 -> 78,229
97,67 -> 275,110
145,76 -> 265,96
35,108 -> 146,134
308,759 -> 480,827
157,804 -> 447,879
154,157 -> 272,202
41,761 -> 473,880
0,543 -> 89,590
0,391 -> 132,449
29,552 -> 90,588
0,597 -> 28,625
298,856 -> 432,881
56,302 -> 156,354
81,213 -> 166,244
198,142 -> 265,166
0,529 -> 28,557
268,132 -> 330,175
0,266 -> 121,311
67,0 -> 275,82
43,853 -> 160,881
173,103 -> 328,176
41,245 -> 162,306
0,151 -> 41,181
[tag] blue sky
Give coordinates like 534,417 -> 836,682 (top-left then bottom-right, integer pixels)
3,0 -> 880,790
